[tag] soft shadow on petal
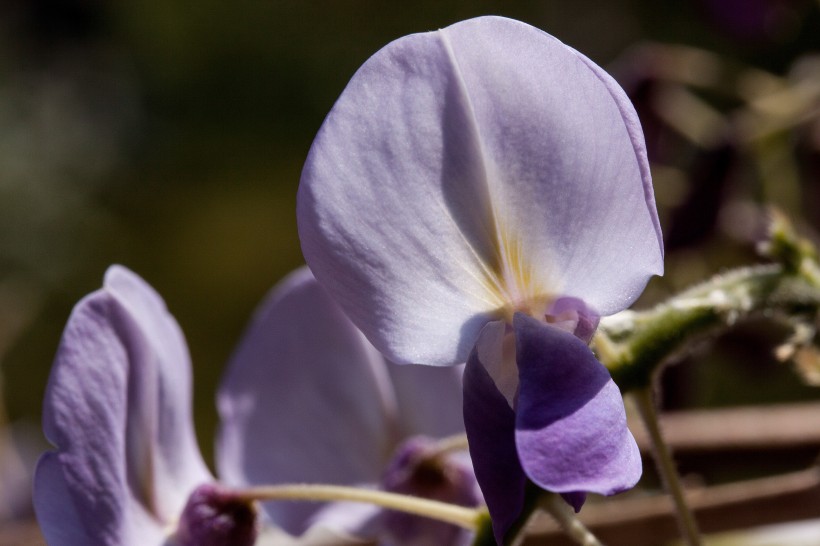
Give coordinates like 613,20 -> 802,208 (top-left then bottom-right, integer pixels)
297,18 -> 512,367
103,266 -> 211,518
34,265 -> 210,545
217,267 -> 399,534
387,362 -> 465,439
463,322 -> 527,545
513,313 -> 641,498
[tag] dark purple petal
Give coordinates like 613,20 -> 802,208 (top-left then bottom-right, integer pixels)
34,265 -> 211,545
463,323 -> 527,545
175,483 -> 258,546
513,313 -> 641,499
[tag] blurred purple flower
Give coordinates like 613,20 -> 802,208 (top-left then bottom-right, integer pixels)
34,265 -> 477,545
218,266 -> 480,545
297,15 -> 664,543
34,265 -> 257,545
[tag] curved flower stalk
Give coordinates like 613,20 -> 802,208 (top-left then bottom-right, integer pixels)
34,265 -> 478,545
297,15 -> 664,544
218,266 -> 480,545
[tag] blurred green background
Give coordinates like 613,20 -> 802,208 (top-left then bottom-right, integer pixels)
1,0 -> 820,502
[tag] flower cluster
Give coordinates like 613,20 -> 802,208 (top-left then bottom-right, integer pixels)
35,266 -> 476,545
35,15 -> 663,546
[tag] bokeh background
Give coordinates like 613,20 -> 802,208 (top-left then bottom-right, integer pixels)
1,0 -> 820,539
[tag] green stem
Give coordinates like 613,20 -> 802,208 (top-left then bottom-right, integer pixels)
633,387 -> 701,546
598,263 -> 820,391
236,484 -> 480,530
540,493 -> 605,546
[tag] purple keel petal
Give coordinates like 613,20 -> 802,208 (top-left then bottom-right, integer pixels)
34,265 -> 211,545
216,267 -> 400,534
513,313 -> 641,498
463,323 -> 527,545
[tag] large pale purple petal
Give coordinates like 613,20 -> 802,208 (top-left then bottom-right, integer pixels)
513,313 -> 641,497
298,15 -> 663,367
387,362 -> 465,439
216,267 -> 399,534
34,265 -> 211,545
463,322 -> 527,545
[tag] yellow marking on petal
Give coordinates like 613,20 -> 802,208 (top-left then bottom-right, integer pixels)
479,219 -> 554,323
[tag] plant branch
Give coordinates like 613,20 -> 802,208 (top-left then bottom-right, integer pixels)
597,263 -> 820,391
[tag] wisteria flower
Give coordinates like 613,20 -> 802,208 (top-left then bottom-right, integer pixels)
34,265 -> 479,546
297,15 -> 664,543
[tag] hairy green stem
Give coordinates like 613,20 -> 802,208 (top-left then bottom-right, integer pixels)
598,263 -> 820,391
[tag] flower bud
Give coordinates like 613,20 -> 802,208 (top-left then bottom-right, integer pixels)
381,437 -> 481,546
175,483 -> 258,546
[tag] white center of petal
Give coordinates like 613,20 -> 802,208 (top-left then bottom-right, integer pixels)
478,222 -> 556,325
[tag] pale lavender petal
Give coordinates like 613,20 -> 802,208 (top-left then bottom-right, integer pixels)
441,17 -> 663,315
35,452 -> 169,545
463,323 -> 527,545
298,16 -> 663,369
298,18 -> 514,367
387,362 -> 465,439
305,501 -> 383,543
33,454 -> 97,545
34,265 -> 210,545
102,266 -> 212,515
216,267 -> 399,534
513,313 -> 641,497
